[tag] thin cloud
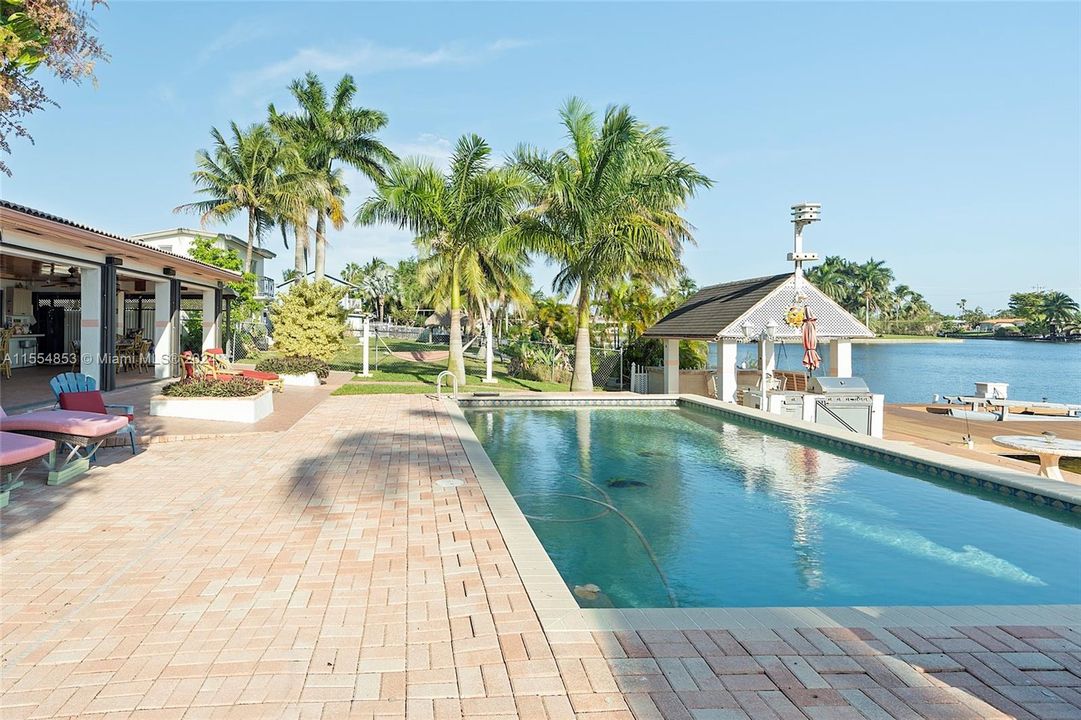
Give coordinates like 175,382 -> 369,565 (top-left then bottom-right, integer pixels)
229,38 -> 529,97
197,19 -> 278,66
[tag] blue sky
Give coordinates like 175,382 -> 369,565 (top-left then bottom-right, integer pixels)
5,1 -> 1079,313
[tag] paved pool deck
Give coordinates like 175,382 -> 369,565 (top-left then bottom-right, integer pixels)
1,394 -> 1079,719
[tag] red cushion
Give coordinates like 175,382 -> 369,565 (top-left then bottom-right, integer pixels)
59,391 -> 107,415
240,370 -> 278,381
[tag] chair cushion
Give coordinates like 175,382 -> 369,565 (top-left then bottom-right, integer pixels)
0,432 -> 55,466
240,370 -> 279,381
0,410 -> 130,437
59,391 -> 108,415
60,391 -> 135,422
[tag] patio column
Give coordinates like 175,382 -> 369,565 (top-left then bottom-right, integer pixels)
201,287 -> 221,351
663,338 -> 680,394
79,266 -> 102,387
828,338 -> 852,378
153,280 -> 173,378
715,337 -> 739,402
99,259 -> 118,391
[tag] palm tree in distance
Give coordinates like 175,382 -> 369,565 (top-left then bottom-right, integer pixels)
1041,291 -> 1080,338
270,72 -> 395,280
176,122 -> 279,273
512,98 -> 711,391
851,258 -> 894,327
356,134 -> 533,383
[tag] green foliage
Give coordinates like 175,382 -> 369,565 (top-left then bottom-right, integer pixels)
162,377 -> 264,397
269,72 -> 396,278
503,339 -> 572,383
175,122 -> 281,272
187,235 -> 261,322
269,279 -> 347,361
806,256 -> 940,334
1006,290 -> 1079,337
255,355 -> 329,379
511,98 -> 711,390
180,314 -> 202,353
623,338 -> 707,370
357,134 -> 533,383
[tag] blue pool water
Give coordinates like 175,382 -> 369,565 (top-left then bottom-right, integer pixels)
467,406 -> 1081,608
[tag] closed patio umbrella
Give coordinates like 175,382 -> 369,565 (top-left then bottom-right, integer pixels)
802,308 -> 821,372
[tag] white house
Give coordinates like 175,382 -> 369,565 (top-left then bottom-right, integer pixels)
131,228 -> 276,301
1,201 -> 238,391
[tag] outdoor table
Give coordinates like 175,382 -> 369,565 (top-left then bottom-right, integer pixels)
992,435 -> 1081,482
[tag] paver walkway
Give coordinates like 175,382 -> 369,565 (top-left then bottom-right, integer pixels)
1,395 -> 1079,719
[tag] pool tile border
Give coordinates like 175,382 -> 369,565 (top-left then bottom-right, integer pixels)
447,395 -> 1081,634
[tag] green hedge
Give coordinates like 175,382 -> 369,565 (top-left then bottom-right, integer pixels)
255,355 -> 330,379
162,377 -> 265,397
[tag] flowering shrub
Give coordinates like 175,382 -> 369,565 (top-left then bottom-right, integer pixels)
255,356 -> 329,379
162,377 -> 264,397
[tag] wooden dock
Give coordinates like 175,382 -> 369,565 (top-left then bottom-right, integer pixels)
884,404 -> 1081,484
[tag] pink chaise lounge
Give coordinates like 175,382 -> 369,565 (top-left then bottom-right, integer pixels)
0,431 -> 56,507
0,408 -> 131,485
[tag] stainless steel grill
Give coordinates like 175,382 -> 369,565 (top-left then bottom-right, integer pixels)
807,376 -> 871,394
807,376 -> 874,434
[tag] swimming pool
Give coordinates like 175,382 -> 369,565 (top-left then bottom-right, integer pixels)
465,405 -> 1081,609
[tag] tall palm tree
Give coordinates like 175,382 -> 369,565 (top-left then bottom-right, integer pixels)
356,134 -> 532,383
270,72 -> 396,280
265,147 -> 336,277
1041,291 -> 1079,338
175,122 -> 279,273
851,258 -> 894,326
512,98 -> 711,391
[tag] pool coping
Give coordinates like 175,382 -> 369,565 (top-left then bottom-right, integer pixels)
445,395 -> 1081,634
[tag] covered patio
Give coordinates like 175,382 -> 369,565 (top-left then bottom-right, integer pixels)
1,201 -> 240,403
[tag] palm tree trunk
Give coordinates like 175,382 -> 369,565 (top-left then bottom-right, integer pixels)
314,211 -> 326,281
245,209 -> 256,274
570,283 -> 593,392
294,222 -> 309,276
448,264 -> 466,385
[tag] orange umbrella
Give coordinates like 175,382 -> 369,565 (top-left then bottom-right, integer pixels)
802,307 -> 821,372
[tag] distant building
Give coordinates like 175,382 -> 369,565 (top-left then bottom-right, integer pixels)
131,228 -> 276,300
975,318 -> 1025,333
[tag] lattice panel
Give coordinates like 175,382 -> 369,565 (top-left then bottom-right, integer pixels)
719,276 -> 874,340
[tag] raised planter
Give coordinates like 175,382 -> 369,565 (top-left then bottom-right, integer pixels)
150,387 -> 274,423
279,371 -> 321,387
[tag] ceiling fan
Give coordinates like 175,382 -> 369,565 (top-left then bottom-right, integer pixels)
41,265 -> 79,288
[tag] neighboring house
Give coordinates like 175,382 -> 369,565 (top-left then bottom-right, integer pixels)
131,228 -> 276,301
975,318 -> 1025,333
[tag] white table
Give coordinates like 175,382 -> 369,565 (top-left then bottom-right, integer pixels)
992,435 -> 1081,482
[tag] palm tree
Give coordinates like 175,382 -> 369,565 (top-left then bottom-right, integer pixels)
175,122 -> 279,273
1041,291 -> 1080,338
356,134 -> 532,383
806,256 -> 851,305
360,258 -> 396,322
270,72 -> 395,280
512,98 -> 711,391
851,258 -> 894,327
265,147 -> 335,277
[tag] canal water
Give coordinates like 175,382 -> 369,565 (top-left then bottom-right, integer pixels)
708,340 -> 1081,405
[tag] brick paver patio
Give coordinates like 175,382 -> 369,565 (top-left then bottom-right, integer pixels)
1,395 -> 1078,719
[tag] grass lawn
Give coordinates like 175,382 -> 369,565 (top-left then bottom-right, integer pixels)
328,337 -> 572,395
